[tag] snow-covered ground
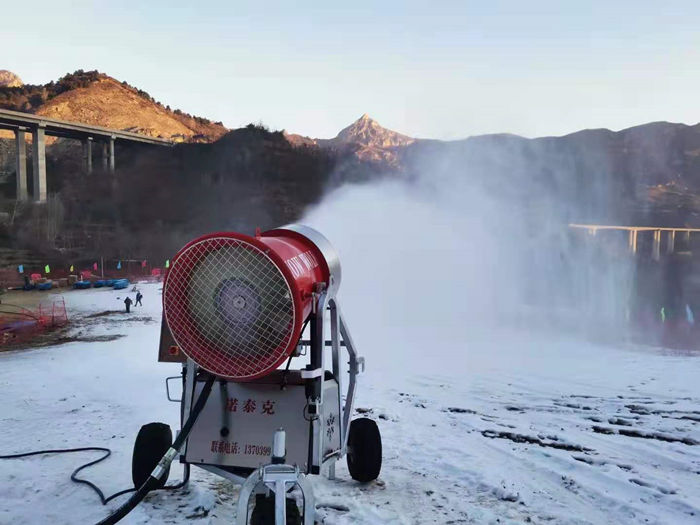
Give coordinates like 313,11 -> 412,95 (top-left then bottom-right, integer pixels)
1,283 -> 699,524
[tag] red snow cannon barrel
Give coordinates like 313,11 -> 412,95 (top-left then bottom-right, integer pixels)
163,224 -> 340,381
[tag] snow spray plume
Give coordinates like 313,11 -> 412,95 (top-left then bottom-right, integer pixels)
301,139 -> 634,374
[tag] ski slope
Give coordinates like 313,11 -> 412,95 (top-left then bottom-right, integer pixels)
0,283 -> 699,524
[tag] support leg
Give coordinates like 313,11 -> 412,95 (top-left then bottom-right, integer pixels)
275,479 -> 287,525
296,474 -> 316,525
236,469 -> 262,525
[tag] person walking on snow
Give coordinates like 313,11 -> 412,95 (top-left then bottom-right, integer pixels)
135,291 -> 143,307
124,296 -> 133,313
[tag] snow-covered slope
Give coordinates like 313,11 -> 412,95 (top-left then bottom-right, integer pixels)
0,279 -> 698,524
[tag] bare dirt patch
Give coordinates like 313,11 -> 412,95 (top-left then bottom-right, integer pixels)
481,430 -> 594,452
84,310 -> 154,323
592,425 -> 698,445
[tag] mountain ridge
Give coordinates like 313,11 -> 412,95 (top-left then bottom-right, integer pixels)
0,70 -> 227,142
3,68 -> 700,228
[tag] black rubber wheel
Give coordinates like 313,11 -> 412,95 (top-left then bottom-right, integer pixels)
347,417 -> 382,482
249,493 -> 302,525
132,422 -> 172,489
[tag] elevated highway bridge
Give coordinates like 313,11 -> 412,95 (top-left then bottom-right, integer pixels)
569,223 -> 700,260
0,108 -> 172,202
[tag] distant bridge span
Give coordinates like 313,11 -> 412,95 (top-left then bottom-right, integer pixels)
569,223 -> 700,260
0,108 -> 172,202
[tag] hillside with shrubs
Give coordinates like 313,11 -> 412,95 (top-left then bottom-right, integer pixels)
0,70 -> 226,142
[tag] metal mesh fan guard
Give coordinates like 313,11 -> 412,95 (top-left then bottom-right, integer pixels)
163,235 -> 297,379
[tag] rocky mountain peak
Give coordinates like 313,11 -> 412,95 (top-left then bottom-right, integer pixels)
284,114 -> 416,165
334,114 -> 414,149
0,70 -> 23,88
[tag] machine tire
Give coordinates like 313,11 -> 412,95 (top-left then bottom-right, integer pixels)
132,422 -> 173,489
250,494 -> 302,525
347,417 -> 382,482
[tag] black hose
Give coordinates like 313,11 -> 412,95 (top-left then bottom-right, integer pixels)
96,373 -> 216,525
0,447 -> 117,503
0,448 -> 190,505
0,373 -> 216,524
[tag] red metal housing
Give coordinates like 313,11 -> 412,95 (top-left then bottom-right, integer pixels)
163,228 -> 331,380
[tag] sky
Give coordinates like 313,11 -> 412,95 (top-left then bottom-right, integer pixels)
2,0 -> 700,140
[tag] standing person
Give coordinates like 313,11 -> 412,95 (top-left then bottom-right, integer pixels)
124,296 -> 133,313
135,291 -> 143,307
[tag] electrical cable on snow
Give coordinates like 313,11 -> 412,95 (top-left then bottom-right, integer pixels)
0,374 -> 216,525
0,447 -> 190,505
95,373 -> 216,525
1,447 -> 128,504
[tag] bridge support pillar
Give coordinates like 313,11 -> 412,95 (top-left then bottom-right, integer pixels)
14,129 -> 28,201
101,142 -> 108,172
32,126 -> 47,203
100,140 -> 115,173
667,230 -> 676,254
652,230 -> 661,261
628,229 -> 638,254
83,137 -> 93,174
109,137 -> 115,173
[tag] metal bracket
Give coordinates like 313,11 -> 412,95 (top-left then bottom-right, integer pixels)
300,368 -> 323,379
165,376 -> 182,402
333,299 -> 363,453
236,464 -> 315,525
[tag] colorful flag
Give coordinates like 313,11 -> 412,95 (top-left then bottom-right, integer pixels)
44,264 -> 50,274
165,259 -> 170,269
93,262 -> 98,271
141,260 -> 147,268
117,261 -> 122,270
17,264 -> 23,273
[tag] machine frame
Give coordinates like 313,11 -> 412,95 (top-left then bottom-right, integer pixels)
160,293 -> 364,523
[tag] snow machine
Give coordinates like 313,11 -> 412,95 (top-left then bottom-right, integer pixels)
133,225 -> 382,524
